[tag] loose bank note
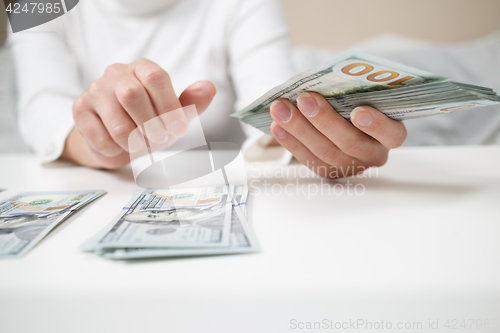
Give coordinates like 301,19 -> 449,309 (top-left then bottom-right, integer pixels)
81,185 -> 257,259
232,50 -> 500,134
81,185 -> 234,251
232,183 -> 249,216
0,190 -> 105,258
100,201 -> 257,260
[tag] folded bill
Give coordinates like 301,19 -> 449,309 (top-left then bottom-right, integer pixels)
232,183 -> 249,216
232,50 -> 500,134
0,190 -> 105,258
100,201 -> 257,260
81,185 -> 257,260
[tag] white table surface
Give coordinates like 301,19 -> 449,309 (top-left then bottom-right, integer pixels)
1,146 -> 499,333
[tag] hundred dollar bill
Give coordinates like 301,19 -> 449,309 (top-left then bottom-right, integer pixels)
232,184 -> 249,216
99,201 -> 258,260
0,190 -> 105,258
80,185 -> 233,251
88,185 -> 257,260
232,50 -> 500,134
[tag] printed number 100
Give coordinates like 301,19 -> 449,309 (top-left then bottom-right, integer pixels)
342,62 -> 414,86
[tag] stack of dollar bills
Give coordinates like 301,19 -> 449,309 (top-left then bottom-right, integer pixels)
0,190 -> 106,258
80,185 -> 258,260
232,50 -> 500,134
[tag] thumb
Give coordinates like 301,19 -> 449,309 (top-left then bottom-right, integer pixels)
350,106 -> 407,149
179,81 -> 217,117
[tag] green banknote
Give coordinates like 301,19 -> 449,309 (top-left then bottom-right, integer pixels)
0,190 -> 105,258
81,185 -> 257,260
232,50 -> 500,134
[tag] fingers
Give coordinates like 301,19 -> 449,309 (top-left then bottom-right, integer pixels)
350,106 -> 407,149
270,99 -> 355,167
73,97 -> 123,157
296,92 -> 387,164
62,128 -> 130,170
111,67 -> 168,144
179,81 -> 217,119
133,58 -> 182,114
133,59 -> 186,138
269,93 -> 401,174
74,59 -> 217,168
88,93 -> 137,152
270,122 -> 351,179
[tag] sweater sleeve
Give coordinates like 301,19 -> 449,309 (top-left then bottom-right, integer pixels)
227,0 -> 295,164
9,17 -> 83,163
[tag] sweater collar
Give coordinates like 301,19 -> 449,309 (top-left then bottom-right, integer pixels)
110,0 -> 181,16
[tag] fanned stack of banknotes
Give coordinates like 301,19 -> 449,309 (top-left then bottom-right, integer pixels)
80,185 -> 257,260
0,190 -> 105,258
232,50 -> 500,133
0,185 -> 256,259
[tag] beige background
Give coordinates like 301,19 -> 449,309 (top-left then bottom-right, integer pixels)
280,0 -> 500,48
2,0 -> 500,47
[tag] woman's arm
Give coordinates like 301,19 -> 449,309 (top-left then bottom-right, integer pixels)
228,0 -> 407,178
9,18 -> 83,163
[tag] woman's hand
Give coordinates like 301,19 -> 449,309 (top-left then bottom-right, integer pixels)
270,92 -> 407,178
62,58 -> 216,169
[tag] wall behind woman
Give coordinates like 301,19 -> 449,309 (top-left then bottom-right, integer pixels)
279,0 -> 500,147
3,1 -> 500,48
280,0 -> 500,48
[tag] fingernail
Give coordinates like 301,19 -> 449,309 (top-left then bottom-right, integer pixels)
297,93 -> 318,116
189,80 -> 217,96
352,107 -> 373,127
189,81 -> 206,95
271,101 -> 291,122
99,142 -> 122,157
149,133 -> 169,144
170,120 -> 186,137
128,133 -> 146,153
273,123 -> 286,137
207,80 -> 217,95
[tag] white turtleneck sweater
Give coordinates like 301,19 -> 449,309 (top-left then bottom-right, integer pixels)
8,0 -> 294,162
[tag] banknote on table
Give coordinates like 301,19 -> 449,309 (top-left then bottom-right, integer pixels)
100,199 -> 258,260
80,185 -> 234,252
232,50 -> 500,134
232,184 -> 249,216
0,190 -> 105,258
83,185 -> 259,259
